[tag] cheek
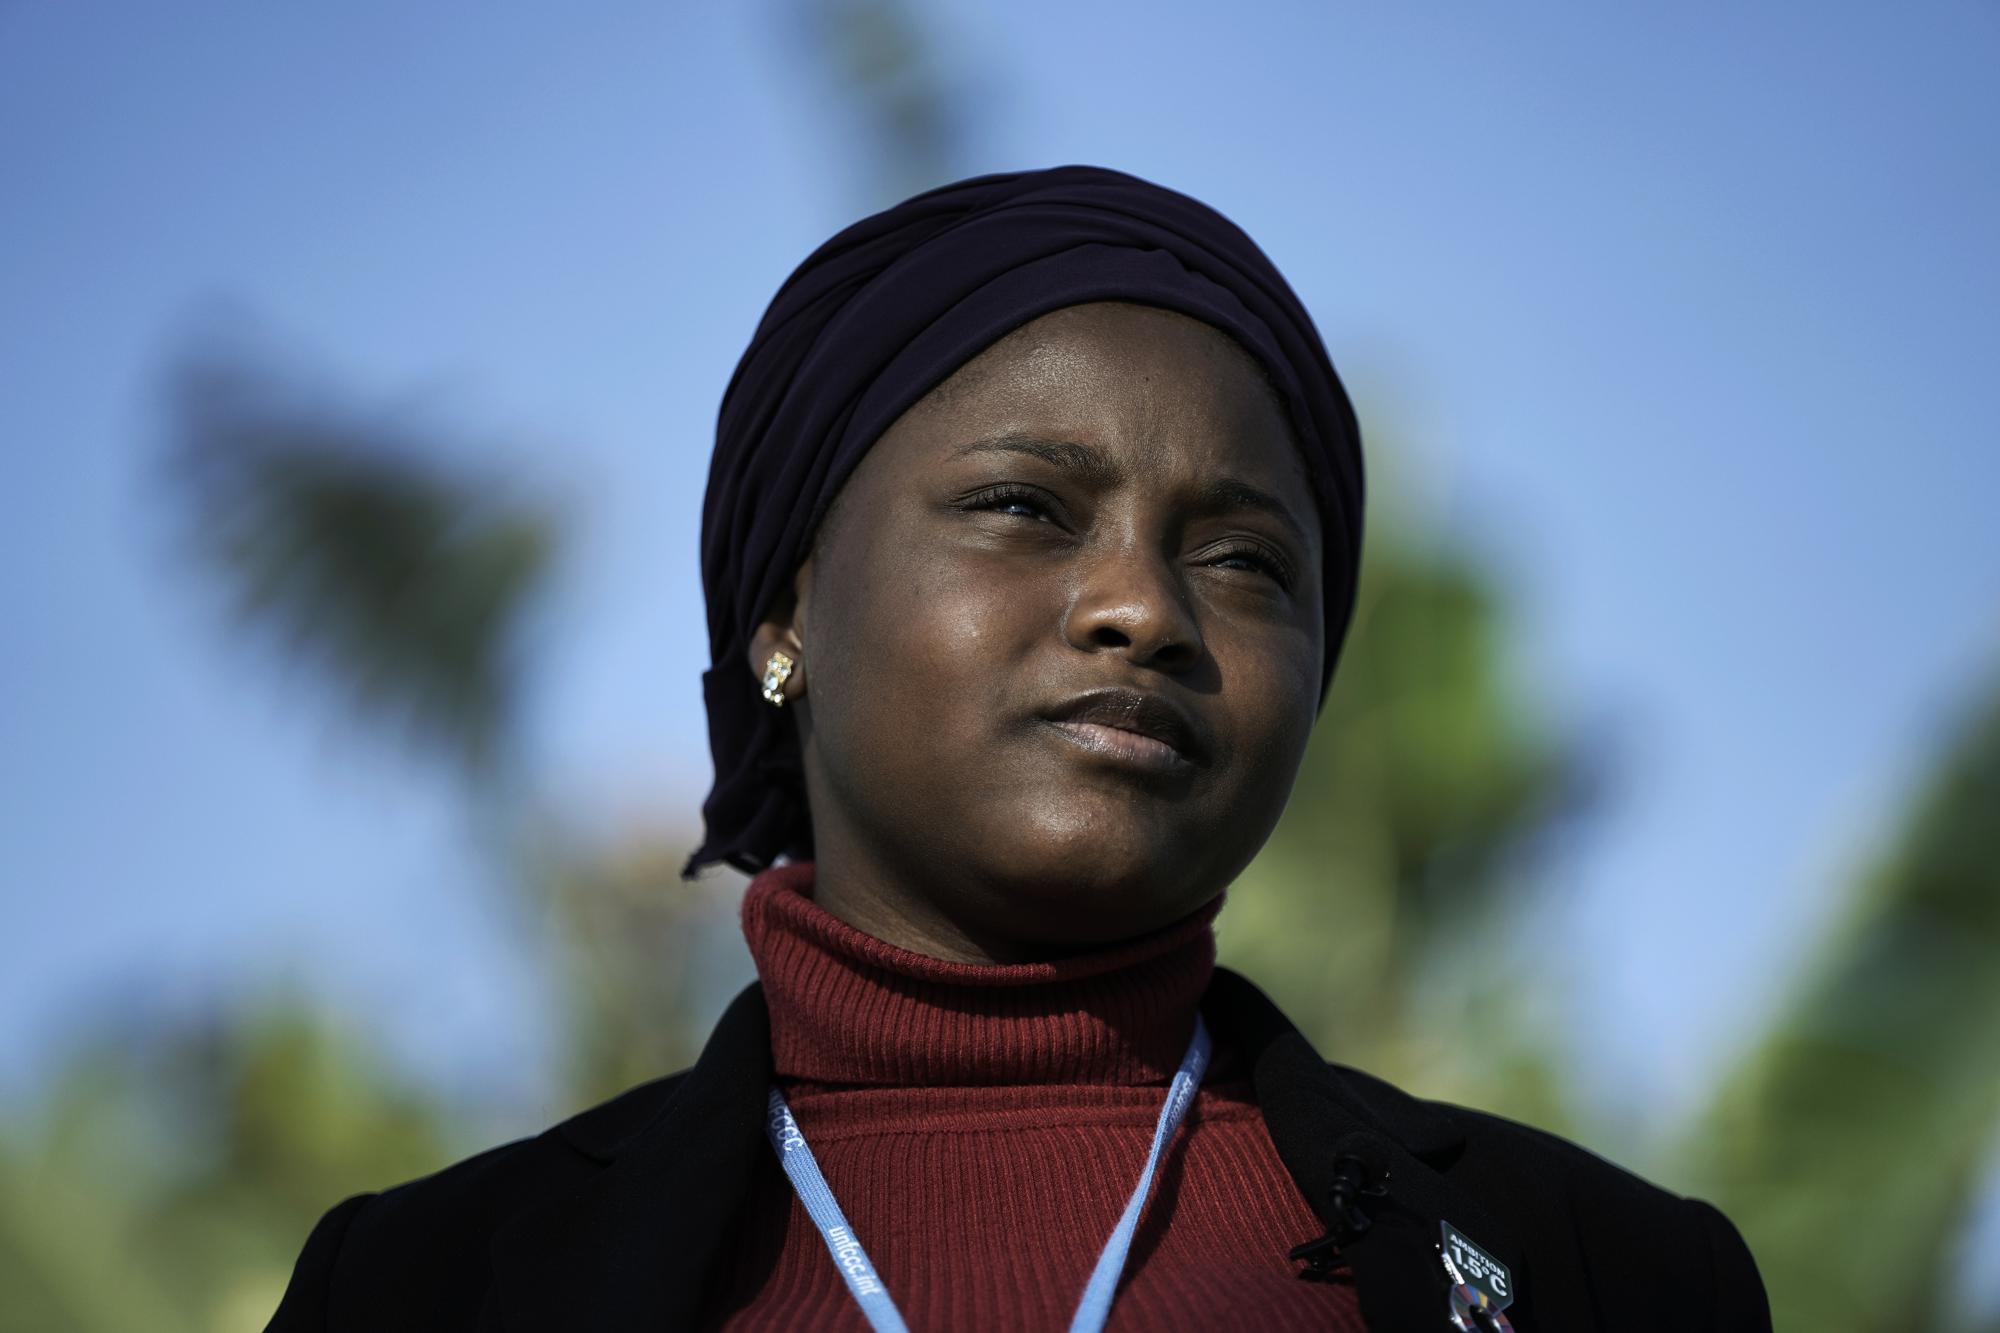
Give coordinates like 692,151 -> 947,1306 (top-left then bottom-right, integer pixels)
1208,615 -> 1321,781
809,526 -> 1048,780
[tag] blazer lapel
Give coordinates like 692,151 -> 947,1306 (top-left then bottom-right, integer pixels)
489,982 -> 775,1331
1204,966 -> 1530,1331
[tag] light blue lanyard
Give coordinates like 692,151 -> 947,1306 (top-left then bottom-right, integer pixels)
763,1012 -> 1213,1333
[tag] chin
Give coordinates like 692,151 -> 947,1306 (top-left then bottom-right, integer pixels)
958,794 -> 1221,943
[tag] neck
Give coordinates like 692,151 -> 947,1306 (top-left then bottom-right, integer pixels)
806,836 -> 1215,966
810,871 -> 1061,965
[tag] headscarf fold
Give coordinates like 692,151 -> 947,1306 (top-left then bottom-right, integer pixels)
688,165 -> 1364,877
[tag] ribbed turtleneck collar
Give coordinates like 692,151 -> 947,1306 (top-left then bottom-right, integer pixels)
741,861 -> 1220,1088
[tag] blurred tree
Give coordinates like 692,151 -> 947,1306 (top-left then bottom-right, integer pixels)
1692,678 -> 2000,1333
164,355 -> 557,783
529,822 -> 749,1106
0,997 -> 454,1333
160,342 -> 751,1097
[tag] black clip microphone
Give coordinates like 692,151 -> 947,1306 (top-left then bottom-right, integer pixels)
1288,1139 -> 1390,1281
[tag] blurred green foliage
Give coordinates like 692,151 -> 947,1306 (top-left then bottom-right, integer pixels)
0,1000 -> 451,1333
164,356 -> 556,782
1694,685 -> 2000,1331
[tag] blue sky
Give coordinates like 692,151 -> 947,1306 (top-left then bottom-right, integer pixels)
3,0 -> 1996,1149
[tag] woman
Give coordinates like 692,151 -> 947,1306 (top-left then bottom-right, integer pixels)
269,166 -> 1770,1332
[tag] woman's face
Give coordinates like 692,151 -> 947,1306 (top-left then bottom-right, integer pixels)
752,301 -> 1327,961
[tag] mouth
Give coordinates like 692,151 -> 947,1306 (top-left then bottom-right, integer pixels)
1038,687 -> 1208,776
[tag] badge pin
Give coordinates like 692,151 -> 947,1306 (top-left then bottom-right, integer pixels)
1440,1221 -> 1516,1332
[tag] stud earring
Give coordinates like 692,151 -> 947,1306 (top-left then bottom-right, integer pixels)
760,650 -> 796,707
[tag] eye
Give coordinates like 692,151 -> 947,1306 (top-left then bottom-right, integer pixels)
961,484 -> 1060,522
1202,542 -> 1296,590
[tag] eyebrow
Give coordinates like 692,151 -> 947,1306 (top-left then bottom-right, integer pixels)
949,433 -> 1313,550
1197,477 -> 1313,550
950,434 -> 1119,485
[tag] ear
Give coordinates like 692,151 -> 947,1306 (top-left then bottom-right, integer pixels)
744,555 -> 813,705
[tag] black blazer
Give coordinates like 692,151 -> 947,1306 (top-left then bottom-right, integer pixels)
267,967 -> 1770,1331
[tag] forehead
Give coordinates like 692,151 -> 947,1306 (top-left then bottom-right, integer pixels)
884,301 -> 1313,493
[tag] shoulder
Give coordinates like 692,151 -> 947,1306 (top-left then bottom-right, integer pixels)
1432,1086 -> 1706,1225
1352,1065 -> 1768,1329
266,1071 -> 689,1332
1206,967 -> 1768,1329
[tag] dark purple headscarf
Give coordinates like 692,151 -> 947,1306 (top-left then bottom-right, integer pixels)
686,164 -> 1365,877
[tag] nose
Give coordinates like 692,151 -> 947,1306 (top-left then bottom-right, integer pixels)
1061,538 -> 1205,673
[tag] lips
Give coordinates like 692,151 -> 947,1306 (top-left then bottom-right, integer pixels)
1040,687 -> 1209,773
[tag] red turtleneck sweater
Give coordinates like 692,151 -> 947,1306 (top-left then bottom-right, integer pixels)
698,863 -> 1366,1331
